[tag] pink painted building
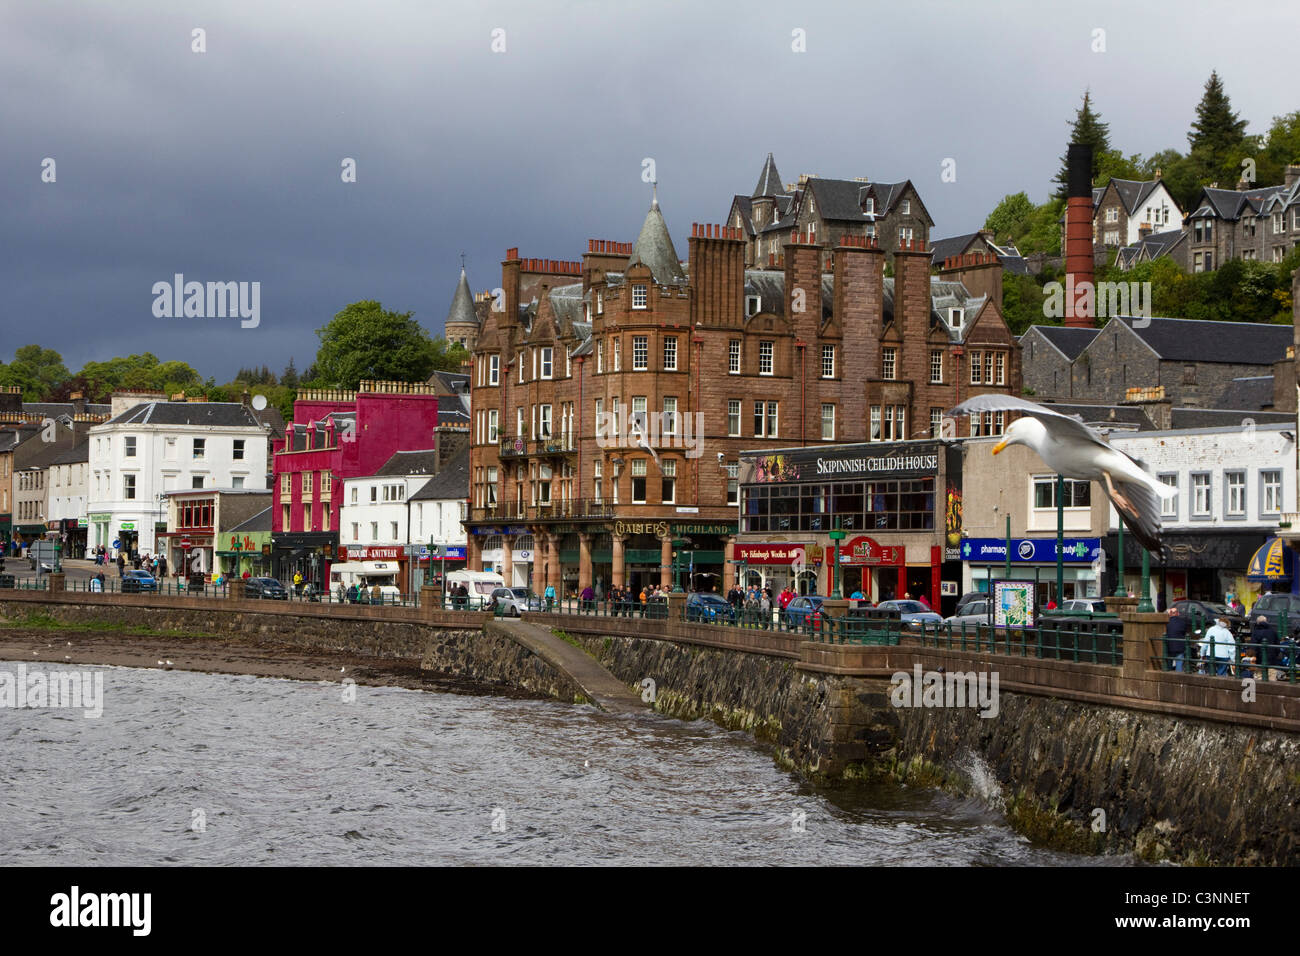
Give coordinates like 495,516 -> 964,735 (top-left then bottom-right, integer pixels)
271,381 -> 441,585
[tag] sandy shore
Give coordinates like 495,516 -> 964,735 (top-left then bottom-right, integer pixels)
0,627 -> 545,699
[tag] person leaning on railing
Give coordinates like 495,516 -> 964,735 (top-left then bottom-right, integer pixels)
1164,607 -> 1190,672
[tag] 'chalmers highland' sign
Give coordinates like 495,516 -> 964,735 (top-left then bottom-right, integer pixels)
742,441 -> 941,484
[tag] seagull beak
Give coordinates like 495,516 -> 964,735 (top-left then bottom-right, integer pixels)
992,440 -> 1008,455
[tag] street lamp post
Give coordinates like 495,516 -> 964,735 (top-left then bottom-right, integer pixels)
828,520 -> 845,599
1056,475 -> 1064,606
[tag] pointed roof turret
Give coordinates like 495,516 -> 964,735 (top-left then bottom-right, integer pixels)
625,187 -> 686,284
445,267 -> 479,330
751,152 -> 787,198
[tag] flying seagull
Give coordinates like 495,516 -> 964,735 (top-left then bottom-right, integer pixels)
949,394 -> 1174,554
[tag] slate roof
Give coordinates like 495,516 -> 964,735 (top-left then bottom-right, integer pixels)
15,440 -> 72,470
409,447 -> 470,501
103,402 -> 267,428
22,402 -> 111,418
1217,376 -> 1276,411
930,233 -> 984,262
1106,178 -> 1165,216
375,449 -> 442,476
752,153 -> 787,198
1191,183 -> 1297,221
1170,408 -> 1295,429
625,194 -> 686,285
1024,325 -> 1101,360
445,268 -> 479,330
49,438 -> 90,466
228,506 -> 271,535
729,195 -> 756,236
806,177 -> 910,222
251,403 -> 286,439
428,370 -> 470,395
1117,227 -> 1186,269
1037,402 -> 1156,430
1117,316 -> 1294,364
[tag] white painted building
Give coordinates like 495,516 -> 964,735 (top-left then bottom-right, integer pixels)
87,401 -> 269,557
339,448 -> 469,593
47,438 -> 90,557
1110,422 -> 1297,603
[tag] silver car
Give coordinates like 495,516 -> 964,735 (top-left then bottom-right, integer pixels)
876,599 -> 945,629
489,587 -> 540,616
944,598 -> 992,627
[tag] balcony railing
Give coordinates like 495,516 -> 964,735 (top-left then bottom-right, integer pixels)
497,436 -> 576,458
469,498 -> 616,522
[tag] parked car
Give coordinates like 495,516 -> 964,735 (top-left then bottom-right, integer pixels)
944,598 -> 992,627
875,599 -> 944,629
953,592 -> 987,615
120,570 -> 157,593
783,595 -> 826,627
1172,599 -> 1248,637
244,577 -> 289,600
1059,597 -> 1109,614
489,587 -> 540,616
1239,593 -> 1300,638
685,592 -> 736,624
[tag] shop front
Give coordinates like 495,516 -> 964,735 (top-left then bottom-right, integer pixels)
416,544 -> 466,590
961,536 -> 1102,604
734,542 -> 808,594
1105,529 -> 1270,608
738,440 -> 953,605
272,532 -> 338,588
477,527 -> 533,588
54,518 -> 88,560
218,531 -> 272,579
345,545 -> 411,594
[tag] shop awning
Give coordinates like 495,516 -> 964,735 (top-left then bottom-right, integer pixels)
1246,537 -> 1293,582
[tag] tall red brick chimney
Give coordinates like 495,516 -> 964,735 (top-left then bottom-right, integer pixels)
1064,143 -> 1095,328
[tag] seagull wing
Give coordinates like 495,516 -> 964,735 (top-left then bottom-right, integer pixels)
948,394 -> 1110,449
1111,475 -> 1164,555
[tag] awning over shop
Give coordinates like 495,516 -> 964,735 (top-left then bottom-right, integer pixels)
1246,537 -> 1293,582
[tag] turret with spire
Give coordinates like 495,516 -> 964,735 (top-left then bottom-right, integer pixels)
444,263 -> 480,353
624,183 -> 686,285
750,152 -> 788,232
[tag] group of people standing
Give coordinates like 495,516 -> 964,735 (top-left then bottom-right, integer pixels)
1164,607 -> 1294,678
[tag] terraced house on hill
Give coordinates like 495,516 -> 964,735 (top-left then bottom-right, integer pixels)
464,189 -> 1021,597
1185,166 -> 1300,271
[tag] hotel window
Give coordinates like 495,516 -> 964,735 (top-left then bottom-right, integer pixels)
193,438 -> 205,459
993,411 -> 1004,435
516,407 -> 524,438
596,342 -> 604,374
594,398 -> 605,438
632,284 -> 648,309
821,404 -> 835,441
882,347 -> 896,380
614,339 -> 622,371
661,459 -> 676,504
984,352 -> 994,383
597,293 -> 603,313
540,347 -> 553,379
1225,471 -> 1246,516
631,459 -> 647,503
1158,473 -> 1178,518
321,472 -> 332,495
125,436 -> 137,457
519,350 -> 527,383
930,408 -> 944,438
995,352 -> 1005,385
728,400 -> 741,436
1262,470 -> 1282,513
489,354 -> 499,385
753,400 -> 778,438
759,341 -> 773,375
565,350 -> 571,378
631,396 -> 647,432
486,466 -> 498,505
821,344 -> 835,378
1191,473 -> 1212,517
870,406 -> 881,441
124,474 -> 136,500
593,461 -> 603,503
896,405 -> 906,440
663,337 -> 677,371
663,396 -> 678,435
729,340 -> 741,374
970,351 -> 983,384
766,401 -> 778,438
929,351 -> 943,383
488,409 -> 498,443
538,404 -> 552,439
726,463 -> 740,505
302,472 -> 313,494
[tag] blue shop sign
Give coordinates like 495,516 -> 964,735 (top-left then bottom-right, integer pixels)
961,537 -> 1101,563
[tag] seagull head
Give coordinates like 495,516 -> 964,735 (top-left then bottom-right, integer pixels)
991,417 -> 1047,456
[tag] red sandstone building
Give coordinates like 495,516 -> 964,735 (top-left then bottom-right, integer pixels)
464,177 -> 1022,597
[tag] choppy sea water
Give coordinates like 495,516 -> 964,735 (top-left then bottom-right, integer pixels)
0,662 -> 1124,865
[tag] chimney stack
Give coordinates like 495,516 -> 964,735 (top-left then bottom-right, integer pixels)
1286,165 -> 1300,190
1064,143 -> 1095,328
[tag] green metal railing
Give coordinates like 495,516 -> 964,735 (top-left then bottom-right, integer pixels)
914,620 -> 1123,665
1153,607 -> 1298,681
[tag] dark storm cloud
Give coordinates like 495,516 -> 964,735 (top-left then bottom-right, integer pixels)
2,0 -> 1294,380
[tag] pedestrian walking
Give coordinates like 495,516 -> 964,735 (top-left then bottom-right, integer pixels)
1198,616 -> 1236,676
1164,606 -> 1189,672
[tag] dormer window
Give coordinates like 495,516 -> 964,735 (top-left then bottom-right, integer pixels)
632,284 -> 647,309
948,307 -> 965,330
746,295 -> 761,317
863,197 -> 875,215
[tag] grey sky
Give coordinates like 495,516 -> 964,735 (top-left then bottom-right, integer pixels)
3,0 -> 1295,381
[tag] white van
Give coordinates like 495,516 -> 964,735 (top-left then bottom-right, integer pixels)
329,560 -> 403,602
443,569 -> 505,609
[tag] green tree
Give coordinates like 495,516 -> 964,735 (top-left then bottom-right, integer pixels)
430,337 -> 471,372
983,192 -> 1035,244
1188,71 -> 1248,165
1054,90 -> 1111,195
0,345 -> 70,400
1257,111 -> 1300,186
313,301 -> 438,388
281,358 -> 300,389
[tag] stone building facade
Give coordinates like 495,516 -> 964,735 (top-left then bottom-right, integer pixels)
466,193 -> 1021,598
